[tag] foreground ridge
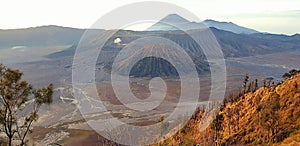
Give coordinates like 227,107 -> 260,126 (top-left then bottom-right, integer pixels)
158,72 -> 300,146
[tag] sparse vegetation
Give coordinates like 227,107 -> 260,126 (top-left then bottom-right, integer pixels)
0,64 -> 53,146
282,69 -> 300,80
157,71 -> 300,145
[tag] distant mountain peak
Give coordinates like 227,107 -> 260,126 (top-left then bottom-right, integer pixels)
160,13 -> 190,23
147,14 -> 190,31
148,14 -> 259,34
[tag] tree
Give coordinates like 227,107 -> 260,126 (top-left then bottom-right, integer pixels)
263,79 -> 267,87
211,114 -> 223,145
282,69 -> 300,80
158,116 -> 169,139
0,64 -> 53,146
254,79 -> 258,91
260,93 -> 280,143
243,74 -> 249,93
282,72 -> 291,80
288,69 -> 300,76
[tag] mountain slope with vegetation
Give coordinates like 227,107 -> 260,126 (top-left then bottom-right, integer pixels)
158,70 -> 300,145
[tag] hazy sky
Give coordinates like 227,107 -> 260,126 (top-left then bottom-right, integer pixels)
0,0 -> 299,35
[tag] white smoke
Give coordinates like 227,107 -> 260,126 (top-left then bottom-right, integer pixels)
114,38 -> 122,44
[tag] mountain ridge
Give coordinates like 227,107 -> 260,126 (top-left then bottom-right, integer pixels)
148,13 -> 260,34
0,25 -> 85,49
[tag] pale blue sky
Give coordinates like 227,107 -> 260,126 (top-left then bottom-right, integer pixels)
0,0 -> 299,34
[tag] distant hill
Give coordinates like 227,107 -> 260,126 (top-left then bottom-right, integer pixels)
203,19 -> 259,34
209,27 -> 300,57
158,71 -> 300,145
148,14 -> 259,34
45,28 -> 300,77
0,25 -> 85,49
45,28 -> 300,60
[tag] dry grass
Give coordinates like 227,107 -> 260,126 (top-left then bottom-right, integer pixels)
273,130 -> 300,146
157,74 -> 300,145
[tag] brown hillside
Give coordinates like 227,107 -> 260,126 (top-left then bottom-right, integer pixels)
158,74 -> 300,146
